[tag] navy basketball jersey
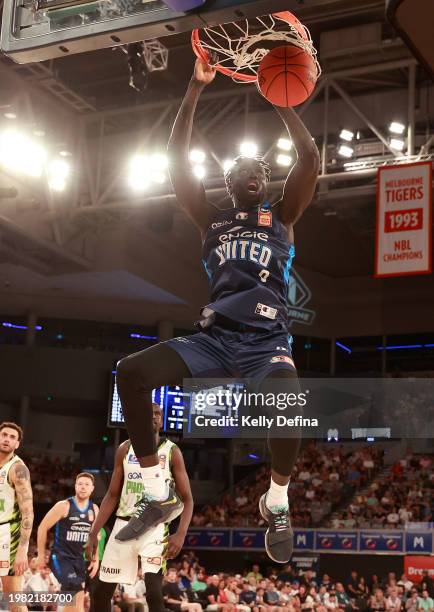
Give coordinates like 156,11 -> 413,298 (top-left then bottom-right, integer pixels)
201,203 -> 295,330
52,497 -> 95,559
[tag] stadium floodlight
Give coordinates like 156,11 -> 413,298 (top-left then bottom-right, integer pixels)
389,121 -> 405,135
128,154 -> 150,191
223,159 -> 235,173
0,130 -> 47,177
47,158 -> 70,191
193,165 -> 206,179
240,141 -> 258,157
390,138 -> 405,151
189,149 -> 206,164
149,153 -> 168,170
338,144 -> 354,158
276,153 -> 292,166
277,137 -> 292,151
339,129 -> 354,142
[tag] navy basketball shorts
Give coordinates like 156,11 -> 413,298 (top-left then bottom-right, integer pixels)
49,552 -> 86,593
166,325 -> 296,382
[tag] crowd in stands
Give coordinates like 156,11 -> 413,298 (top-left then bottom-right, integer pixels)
110,554 -> 434,612
327,454 -> 433,529
192,444 -> 385,528
19,452 -> 82,504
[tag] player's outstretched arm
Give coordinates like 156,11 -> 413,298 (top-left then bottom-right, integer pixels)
36,501 -> 68,570
10,462 -> 34,576
168,58 -> 217,235
165,447 -> 194,559
271,104 -> 320,227
85,441 -> 128,563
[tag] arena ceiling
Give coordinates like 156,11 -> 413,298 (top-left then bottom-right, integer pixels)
0,0 -> 433,331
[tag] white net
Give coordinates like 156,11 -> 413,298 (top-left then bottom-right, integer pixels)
193,13 -> 321,83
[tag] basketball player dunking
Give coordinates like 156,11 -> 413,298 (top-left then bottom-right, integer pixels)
115,57 -> 319,563
0,422 -> 34,612
86,403 -> 193,612
36,473 -> 99,612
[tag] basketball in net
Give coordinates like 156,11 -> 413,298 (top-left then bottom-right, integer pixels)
191,12 -> 321,85
257,45 -> 318,107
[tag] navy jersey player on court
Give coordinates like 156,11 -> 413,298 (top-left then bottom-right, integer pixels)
37,473 -> 99,612
115,56 -> 320,563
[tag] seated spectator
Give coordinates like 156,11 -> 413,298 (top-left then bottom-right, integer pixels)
246,565 -> 263,582
370,589 -> 387,611
406,590 -> 420,612
239,583 -> 257,610
163,568 -> 203,612
418,589 -> 434,612
385,587 -> 401,612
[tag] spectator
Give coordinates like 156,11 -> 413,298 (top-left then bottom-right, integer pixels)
247,565 -> 263,582
385,587 -> 401,612
370,588 -> 387,612
336,583 -> 353,612
406,590 -> 420,612
239,583 -> 257,610
418,589 -> 434,612
163,568 -> 203,612
421,573 -> 434,599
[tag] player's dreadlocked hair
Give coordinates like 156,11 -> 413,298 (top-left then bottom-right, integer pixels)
224,155 -> 272,197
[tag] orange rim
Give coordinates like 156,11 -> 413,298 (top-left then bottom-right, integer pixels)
191,11 -> 310,83
191,28 -> 256,82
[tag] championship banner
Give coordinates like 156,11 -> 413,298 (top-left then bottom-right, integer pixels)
375,161 -> 432,277
185,529 -> 231,548
360,531 -> 404,553
404,556 -> 434,582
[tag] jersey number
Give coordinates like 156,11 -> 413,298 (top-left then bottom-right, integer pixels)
259,270 -> 270,283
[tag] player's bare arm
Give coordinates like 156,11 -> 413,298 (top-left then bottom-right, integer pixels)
85,441 -> 129,562
168,57 -> 217,236
10,462 -> 33,576
271,104 -> 320,228
36,501 -> 69,570
165,446 -> 194,559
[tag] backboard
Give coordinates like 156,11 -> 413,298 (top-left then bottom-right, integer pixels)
1,0 -> 300,64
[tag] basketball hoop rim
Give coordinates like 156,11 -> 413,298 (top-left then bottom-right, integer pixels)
191,11 -> 314,83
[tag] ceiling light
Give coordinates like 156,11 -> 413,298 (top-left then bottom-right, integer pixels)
223,159 -> 234,173
0,130 -> 47,177
239,141 -> 258,158
339,129 -> 354,142
390,138 -> 405,151
338,144 -> 354,158
389,121 -> 405,135
189,149 -> 206,164
276,153 -> 292,166
277,137 -> 292,151
4,112 -> 17,120
193,165 -> 206,179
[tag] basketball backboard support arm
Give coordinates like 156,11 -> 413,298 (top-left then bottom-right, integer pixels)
1,0 -> 302,64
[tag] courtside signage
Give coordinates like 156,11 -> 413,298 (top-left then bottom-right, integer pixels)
375,161 -> 432,277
